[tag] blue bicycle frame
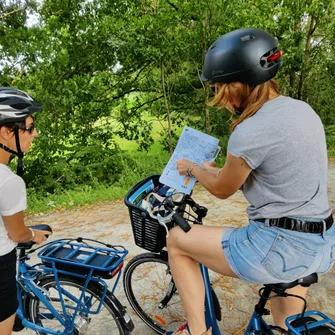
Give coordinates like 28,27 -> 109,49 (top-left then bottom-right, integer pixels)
16,239 -> 129,335
200,263 -> 335,335
200,264 -> 276,335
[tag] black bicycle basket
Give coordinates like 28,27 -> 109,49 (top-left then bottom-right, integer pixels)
125,174 -> 177,252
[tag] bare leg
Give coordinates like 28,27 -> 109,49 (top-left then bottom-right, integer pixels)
167,225 -> 238,335
270,286 -> 308,329
0,313 -> 15,335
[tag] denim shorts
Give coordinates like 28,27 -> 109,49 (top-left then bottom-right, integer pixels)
221,220 -> 335,284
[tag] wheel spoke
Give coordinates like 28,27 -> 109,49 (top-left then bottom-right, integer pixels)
124,254 -> 186,334
29,276 -> 126,335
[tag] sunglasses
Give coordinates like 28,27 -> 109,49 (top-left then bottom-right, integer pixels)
19,123 -> 35,134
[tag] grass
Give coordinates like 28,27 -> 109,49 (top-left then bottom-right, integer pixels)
328,147 -> 335,158
27,184 -> 129,216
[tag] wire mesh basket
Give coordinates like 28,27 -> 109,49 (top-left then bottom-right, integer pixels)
124,175 -> 168,252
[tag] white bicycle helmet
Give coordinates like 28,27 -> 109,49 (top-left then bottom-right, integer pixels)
0,87 -> 43,176
0,87 -> 43,124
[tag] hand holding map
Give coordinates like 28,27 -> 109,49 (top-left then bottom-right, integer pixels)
159,126 -> 220,194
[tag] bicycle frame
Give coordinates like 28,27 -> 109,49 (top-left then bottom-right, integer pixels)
201,262 -> 335,335
16,242 -> 126,335
201,264 -> 221,335
200,263 -> 276,335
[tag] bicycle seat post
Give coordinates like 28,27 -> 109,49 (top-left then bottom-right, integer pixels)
18,247 -> 26,260
254,286 -> 272,317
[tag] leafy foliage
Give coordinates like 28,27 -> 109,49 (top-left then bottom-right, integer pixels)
0,0 -> 334,196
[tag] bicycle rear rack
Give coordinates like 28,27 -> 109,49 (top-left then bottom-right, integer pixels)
286,310 -> 335,334
38,239 -> 128,279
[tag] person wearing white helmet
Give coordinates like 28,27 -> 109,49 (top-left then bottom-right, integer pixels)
0,87 -> 52,335
167,28 -> 334,335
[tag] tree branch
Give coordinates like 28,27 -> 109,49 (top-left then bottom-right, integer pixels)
165,0 -> 199,21
128,62 -> 150,87
129,95 -> 164,114
0,7 -> 25,19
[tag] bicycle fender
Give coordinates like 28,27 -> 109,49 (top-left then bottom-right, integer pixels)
108,294 -> 135,332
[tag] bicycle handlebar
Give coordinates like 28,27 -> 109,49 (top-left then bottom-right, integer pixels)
31,224 -> 53,235
157,194 -> 208,234
17,224 -> 53,250
172,212 -> 192,232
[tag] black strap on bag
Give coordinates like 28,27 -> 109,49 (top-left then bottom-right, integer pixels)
257,214 -> 334,234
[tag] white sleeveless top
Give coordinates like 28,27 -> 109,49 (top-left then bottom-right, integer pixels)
0,164 -> 27,256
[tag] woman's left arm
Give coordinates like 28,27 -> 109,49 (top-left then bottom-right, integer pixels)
177,153 -> 252,199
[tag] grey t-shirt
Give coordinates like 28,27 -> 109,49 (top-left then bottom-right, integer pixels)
228,95 -> 331,220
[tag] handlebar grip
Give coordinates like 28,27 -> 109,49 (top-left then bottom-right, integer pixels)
30,224 -> 53,238
172,212 -> 191,233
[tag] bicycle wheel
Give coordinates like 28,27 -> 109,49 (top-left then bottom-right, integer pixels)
28,275 -> 131,335
123,252 -> 186,334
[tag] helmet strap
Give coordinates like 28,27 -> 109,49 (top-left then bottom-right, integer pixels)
0,127 -> 24,176
233,105 -> 244,116
13,127 -> 24,177
0,143 -> 17,156
233,86 -> 258,116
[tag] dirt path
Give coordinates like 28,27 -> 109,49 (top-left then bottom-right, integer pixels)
23,161 -> 335,335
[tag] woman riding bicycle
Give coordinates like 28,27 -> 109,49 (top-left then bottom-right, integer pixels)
170,28 -> 335,335
0,88 -> 52,335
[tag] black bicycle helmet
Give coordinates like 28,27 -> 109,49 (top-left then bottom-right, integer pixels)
0,87 -> 43,176
201,28 -> 282,86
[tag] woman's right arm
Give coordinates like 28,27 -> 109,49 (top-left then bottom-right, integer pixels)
202,161 -> 221,176
177,153 -> 251,199
3,211 -> 51,244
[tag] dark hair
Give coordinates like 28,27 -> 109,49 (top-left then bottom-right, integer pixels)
0,120 -> 28,133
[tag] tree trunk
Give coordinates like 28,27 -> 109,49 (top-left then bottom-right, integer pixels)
161,62 -> 173,155
202,10 -> 211,134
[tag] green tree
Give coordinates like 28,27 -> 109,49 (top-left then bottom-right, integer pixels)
0,0 -> 334,194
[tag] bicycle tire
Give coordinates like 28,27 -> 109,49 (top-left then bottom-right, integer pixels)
123,252 -> 186,334
27,275 -> 132,335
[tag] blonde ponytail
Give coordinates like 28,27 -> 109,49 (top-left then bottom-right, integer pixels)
209,80 -> 279,131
